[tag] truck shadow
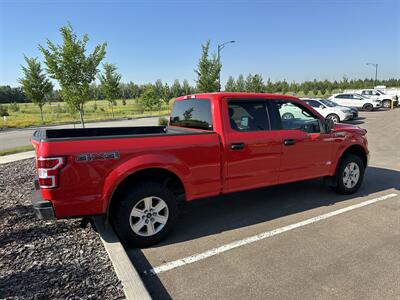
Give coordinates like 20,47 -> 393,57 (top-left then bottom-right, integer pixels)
126,166 -> 399,299
159,166 -> 399,247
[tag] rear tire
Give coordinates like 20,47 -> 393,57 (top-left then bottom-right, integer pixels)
326,113 -> 340,123
330,154 -> 365,195
363,103 -> 373,111
112,182 -> 179,247
382,100 -> 391,109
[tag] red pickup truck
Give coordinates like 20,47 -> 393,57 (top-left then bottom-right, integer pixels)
32,92 -> 369,247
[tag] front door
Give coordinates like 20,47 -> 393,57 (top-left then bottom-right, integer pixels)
268,99 -> 333,183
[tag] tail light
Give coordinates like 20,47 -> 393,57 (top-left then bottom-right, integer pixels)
36,157 -> 66,189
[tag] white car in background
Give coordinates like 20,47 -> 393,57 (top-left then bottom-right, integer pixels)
328,93 -> 381,111
345,89 -> 397,108
300,98 -> 353,123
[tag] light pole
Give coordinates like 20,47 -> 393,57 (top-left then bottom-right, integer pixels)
366,63 -> 378,87
217,40 -> 235,91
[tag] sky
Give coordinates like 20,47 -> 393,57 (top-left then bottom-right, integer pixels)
0,0 -> 399,87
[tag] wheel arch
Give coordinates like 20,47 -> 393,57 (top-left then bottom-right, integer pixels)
337,144 -> 368,170
107,167 -> 186,219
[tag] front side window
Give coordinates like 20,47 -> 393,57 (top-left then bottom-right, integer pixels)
273,100 -> 321,133
170,99 -> 213,130
228,101 -> 270,131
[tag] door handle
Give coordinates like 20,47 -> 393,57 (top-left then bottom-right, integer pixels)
231,143 -> 245,150
283,139 -> 296,146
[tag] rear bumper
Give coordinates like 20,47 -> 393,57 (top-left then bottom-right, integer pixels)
31,180 -> 55,220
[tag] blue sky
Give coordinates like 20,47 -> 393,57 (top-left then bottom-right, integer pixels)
0,0 -> 399,87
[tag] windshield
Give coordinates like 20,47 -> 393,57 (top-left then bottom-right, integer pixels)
320,99 -> 337,107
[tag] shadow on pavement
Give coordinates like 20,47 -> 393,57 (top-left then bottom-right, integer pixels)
127,166 -> 399,299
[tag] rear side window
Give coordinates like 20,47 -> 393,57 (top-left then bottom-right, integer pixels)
304,100 -> 321,108
170,99 -> 213,130
228,101 -> 270,131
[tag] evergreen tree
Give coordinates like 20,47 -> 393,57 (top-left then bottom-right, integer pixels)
99,63 -> 121,118
18,56 -> 53,122
224,76 -> 236,91
195,41 -> 221,92
236,74 -> 246,92
171,79 -> 182,97
182,79 -> 193,95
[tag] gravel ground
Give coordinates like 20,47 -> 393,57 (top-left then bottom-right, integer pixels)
0,159 -> 125,300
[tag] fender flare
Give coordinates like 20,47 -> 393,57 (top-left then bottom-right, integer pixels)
101,153 -> 190,212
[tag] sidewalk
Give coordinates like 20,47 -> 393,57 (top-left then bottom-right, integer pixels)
0,151 -> 35,164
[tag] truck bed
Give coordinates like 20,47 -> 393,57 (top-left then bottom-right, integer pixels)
32,126 -> 212,142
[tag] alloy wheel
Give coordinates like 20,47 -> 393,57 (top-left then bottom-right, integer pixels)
342,162 -> 360,189
129,196 -> 169,237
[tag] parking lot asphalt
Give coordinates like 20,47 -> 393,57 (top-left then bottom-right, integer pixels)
126,109 -> 400,300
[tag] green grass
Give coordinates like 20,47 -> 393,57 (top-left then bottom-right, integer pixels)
0,145 -> 34,156
1,98 -> 172,129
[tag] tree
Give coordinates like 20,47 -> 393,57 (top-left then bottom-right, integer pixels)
154,79 -> 164,101
224,76 -> 236,92
171,79 -> 182,97
0,105 -> 9,117
265,78 -> 274,93
39,24 -> 106,127
99,63 -> 121,118
194,41 -> 221,92
18,56 -> 53,122
182,79 -> 193,95
245,74 -> 264,92
140,86 -> 158,111
236,74 -> 246,92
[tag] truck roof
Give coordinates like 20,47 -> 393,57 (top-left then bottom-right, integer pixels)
175,92 -> 299,101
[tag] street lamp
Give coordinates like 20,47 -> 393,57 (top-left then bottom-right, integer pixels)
217,40 -> 236,91
366,63 -> 378,87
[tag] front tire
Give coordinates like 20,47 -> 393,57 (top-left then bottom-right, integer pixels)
326,113 -> 340,123
112,182 -> 179,247
363,103 -> 373,111
331,154 -> 365,195
282,112 -> 294,119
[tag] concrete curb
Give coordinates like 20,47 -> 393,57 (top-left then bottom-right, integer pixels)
0,151 -> 35,164
94,217 -> 151,300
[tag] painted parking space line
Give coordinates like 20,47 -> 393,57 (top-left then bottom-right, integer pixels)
146,193 -> 398,276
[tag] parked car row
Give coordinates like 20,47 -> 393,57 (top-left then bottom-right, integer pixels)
295,88 -> 399,124
343,88 -> 399,108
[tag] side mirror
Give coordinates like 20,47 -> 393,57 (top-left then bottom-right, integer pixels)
319,105 -> 325,109
324,118 -> 335,133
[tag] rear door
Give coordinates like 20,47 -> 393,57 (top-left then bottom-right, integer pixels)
222,98 -> 282,193
268,99 -> 333,183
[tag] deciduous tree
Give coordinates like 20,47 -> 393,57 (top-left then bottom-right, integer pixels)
99,63 -> 121,118
18,56 -> 53,122
39,24 -> 106,127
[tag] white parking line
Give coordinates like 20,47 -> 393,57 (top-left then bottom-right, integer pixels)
146,193 -> 398,275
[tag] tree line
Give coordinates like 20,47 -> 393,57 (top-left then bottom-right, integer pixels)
3,76 -> 399,105
3,24 -> 400,126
